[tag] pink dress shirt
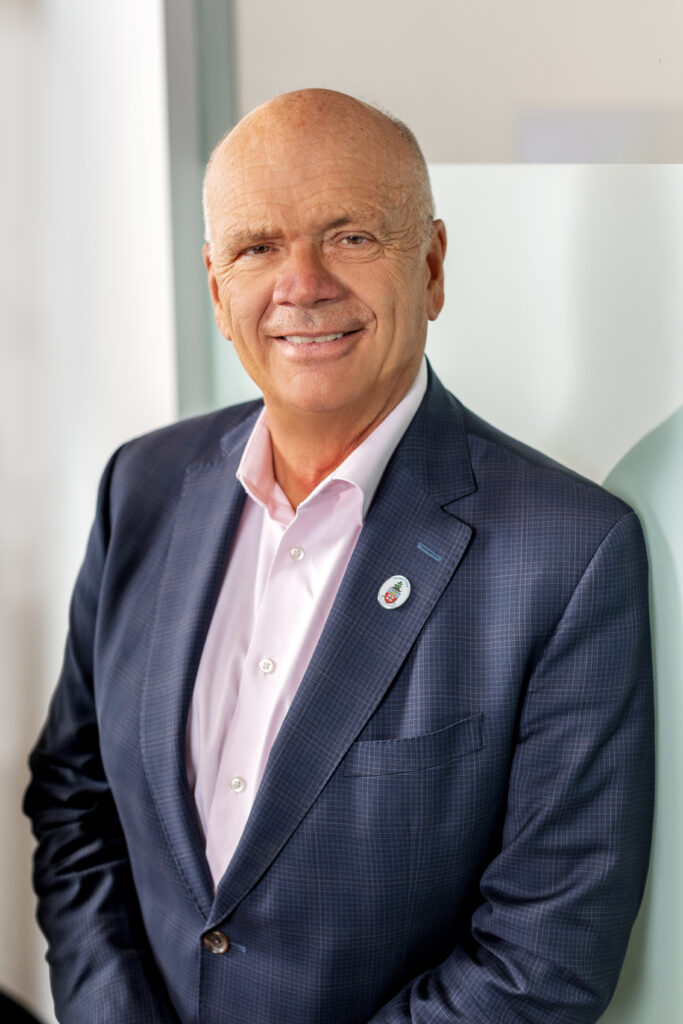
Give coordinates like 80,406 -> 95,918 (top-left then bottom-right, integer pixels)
186,359 -> 428,884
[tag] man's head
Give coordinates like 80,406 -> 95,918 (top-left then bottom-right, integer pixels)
203,89 -> 446,428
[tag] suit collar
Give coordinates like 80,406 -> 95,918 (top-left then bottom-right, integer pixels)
390,360 -> 476,507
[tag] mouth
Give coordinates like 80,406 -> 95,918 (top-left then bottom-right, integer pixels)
276,331 -> 356,345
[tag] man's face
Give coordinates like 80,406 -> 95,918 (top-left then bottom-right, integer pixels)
204,106 -> 446,424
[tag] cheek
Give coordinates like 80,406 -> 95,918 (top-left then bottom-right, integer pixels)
397,271 -> 430,325
345,267 -> 401,321
221,280 -> 271,342
371,270 -> 425,336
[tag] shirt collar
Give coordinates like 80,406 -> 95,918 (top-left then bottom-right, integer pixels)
237,357 -> 428,522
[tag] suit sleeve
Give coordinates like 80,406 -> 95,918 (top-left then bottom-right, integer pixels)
367,511 -> 654,1024
23,450 -> 181,1024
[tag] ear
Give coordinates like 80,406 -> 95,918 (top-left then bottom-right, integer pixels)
203,242 -> 231,340
425,220 -> 447,321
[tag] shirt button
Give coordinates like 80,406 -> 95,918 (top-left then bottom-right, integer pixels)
259,657 -> 275,674
203,929 -> 230,954
289,546 -> 305,561
229,776 -> 246,793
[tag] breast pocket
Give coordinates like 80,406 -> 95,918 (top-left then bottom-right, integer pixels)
342,713 -> 483,777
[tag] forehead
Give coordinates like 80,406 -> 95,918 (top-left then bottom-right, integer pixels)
208,126 -> 414,240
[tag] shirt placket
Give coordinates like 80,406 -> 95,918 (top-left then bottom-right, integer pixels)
215,505 -> 317,813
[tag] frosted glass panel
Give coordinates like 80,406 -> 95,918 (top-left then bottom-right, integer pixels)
426,164 -> 683,483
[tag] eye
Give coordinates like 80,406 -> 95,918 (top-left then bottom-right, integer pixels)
340,234 -> 368,246
243,244 -> 272,256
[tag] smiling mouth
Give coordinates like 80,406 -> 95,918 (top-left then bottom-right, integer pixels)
277,331 -> 358,345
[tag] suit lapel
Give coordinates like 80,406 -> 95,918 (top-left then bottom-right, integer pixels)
210,370 -> 477,925
140,414 -> 256,918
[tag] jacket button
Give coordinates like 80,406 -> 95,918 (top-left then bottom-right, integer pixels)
203,929 -> 230,954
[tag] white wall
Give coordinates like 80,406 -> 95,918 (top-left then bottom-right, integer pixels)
234,0 -> 683,161
0,1 -> 176,1018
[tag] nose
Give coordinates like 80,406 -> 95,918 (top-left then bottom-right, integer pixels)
272,241 -> 345,307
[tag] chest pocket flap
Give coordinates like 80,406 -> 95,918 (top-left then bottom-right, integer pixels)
342,713 -> 483,777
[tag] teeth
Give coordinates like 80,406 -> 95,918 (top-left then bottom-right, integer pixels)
282,333 -> 346,345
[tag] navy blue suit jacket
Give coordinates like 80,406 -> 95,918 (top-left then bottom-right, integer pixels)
26,367 -> 654,1023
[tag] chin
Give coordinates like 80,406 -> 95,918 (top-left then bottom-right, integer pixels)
272,369 -> 352,406
277,384 -> 362,417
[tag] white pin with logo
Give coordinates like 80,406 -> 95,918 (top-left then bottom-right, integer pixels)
377,575 -> 411,609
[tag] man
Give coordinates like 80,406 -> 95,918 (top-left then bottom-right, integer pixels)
25,90 -> 654,1023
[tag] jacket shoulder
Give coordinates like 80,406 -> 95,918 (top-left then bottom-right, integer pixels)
102,400 -> 262,519
116,399 -> 260,476
459,403 -> 635,534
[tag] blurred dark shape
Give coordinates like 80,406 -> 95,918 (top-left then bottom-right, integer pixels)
0,990 -> 44,1024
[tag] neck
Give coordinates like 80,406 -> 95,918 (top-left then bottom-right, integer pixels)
266,388 -> 413,509
267,411 -> 380,509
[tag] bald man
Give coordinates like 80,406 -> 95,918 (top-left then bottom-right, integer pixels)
26,90 -> 653,1024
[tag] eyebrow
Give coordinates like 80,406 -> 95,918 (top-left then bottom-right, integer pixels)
220,227 -> 281,253
221,212 -> 389,254
320,213 -> 393,234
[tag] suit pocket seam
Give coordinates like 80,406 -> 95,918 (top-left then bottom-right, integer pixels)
342,712 -> 483,777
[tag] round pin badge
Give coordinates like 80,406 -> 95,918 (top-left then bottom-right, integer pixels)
377,575 -> 411,610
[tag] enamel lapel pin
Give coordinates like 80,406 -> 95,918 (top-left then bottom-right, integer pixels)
377,575 -> 411,610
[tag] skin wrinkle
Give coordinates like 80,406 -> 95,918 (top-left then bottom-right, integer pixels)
202,88 -> 446,508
